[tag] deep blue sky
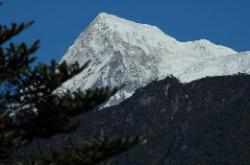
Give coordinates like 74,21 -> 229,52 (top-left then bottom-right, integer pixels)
1,0 -> 250,63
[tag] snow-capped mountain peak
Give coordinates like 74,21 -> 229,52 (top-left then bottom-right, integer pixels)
60,12 -> 249,107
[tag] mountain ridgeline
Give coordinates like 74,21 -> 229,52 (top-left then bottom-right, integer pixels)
60,12 -> 250,107
16,74 -> 250,164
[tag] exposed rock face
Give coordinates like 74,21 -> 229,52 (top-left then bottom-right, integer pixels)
16,74 -> 250,164
60,12 -> 250,106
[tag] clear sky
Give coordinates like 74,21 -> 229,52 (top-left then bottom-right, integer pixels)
1,0 -> 250,63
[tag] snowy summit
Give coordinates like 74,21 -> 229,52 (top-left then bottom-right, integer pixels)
60,12 -> 250,107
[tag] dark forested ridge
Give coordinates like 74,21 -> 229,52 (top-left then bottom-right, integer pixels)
15,74 -> 250,164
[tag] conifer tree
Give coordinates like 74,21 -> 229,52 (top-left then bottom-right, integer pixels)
0,3 -> 144,164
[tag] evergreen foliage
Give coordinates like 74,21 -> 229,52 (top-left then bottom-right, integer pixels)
0,4 -> 144,164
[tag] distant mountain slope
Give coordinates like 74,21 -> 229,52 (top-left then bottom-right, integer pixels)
15,74 -> 250,164
60,12 -> 250,106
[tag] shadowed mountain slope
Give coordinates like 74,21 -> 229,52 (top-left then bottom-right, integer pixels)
15,74 -> 250,164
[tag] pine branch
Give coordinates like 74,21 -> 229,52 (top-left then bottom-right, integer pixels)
7,86 -> 119,139
0,41 -> 39,83
0,22 -> 34,45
